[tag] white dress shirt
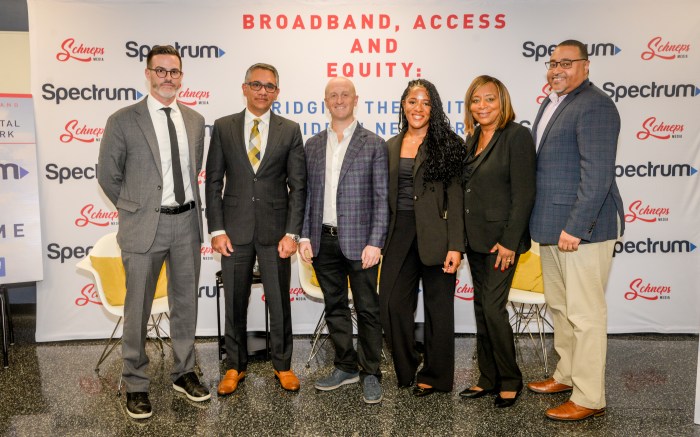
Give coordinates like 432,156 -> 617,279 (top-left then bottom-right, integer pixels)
146,95 -> 193,206
322,119 -> 358,227
535,92 -> 567,152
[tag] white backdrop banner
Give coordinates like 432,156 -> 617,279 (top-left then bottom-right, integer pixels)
0,94 -> 44,284
27,0 -> 699,341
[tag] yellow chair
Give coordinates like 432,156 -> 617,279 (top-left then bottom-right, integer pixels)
76,232 -> 171,373
508,242 -> 553,377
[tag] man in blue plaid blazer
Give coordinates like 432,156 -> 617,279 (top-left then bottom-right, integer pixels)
299,77 -> 389,404
527,40 -> 625,422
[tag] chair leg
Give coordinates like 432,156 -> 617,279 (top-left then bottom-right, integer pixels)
95,317 -> 123,373
306,310 -> 329,368
1,287 -> 13,345
215,271 -> 224,362
1,289 -> 9,368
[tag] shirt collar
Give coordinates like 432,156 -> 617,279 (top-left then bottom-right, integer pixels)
147,94 -> 179,115
328,119 -> 358,140
245,108 -> 271,125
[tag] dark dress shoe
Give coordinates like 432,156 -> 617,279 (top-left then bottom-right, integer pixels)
173,372 -> 211,402
398,379 -> 415,389
412,385 -> 436,397
459,386 -> 497,399
126,392 -> 152,419
494,387 -> 523,408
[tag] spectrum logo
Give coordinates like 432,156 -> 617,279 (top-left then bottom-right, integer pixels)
178,88 -> 210,106
603,81 -> 699,102
624,200 -> 669,223
0,162 -> 29,180
522,41 -> 621,61
615,162 -> 697,178
0,257 -> 5,277
636,116 -> 684,140
60,120 -> 105,143
536,83 -> 553,105
613,238 -> 696,256
624,278 -> 670,301
56,38 -> 105,62
641,36 -> 690,61
42,83 -> 143,105
75,204 -> 118,228
125,41 -> 226,62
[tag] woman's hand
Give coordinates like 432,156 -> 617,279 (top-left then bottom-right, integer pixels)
443,250 -> 462,274
490,243 -> 516,272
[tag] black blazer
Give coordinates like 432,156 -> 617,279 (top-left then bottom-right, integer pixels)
205,110 -> 307,246
463,121 -> 536,254
385,131 -> 465,266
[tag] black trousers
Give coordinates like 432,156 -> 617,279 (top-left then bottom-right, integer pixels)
313,233 -> 382,378
222,239 -> 293,372
380,211 -> 456,391
467,248 -> 522,392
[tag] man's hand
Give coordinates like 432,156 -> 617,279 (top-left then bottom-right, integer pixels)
299,241 -> 314,263
361,245 -> 381,269
443,250 -> 462,274
211,234 -> 234,257
558,230 -> 581,252
278,235 -> 297,259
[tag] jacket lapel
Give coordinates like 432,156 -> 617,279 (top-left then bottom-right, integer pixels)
228,110 -> 250,172
536,80 -> 589,155
339,126 -> 365,184
178,102 -> 198,181
469,127 -> 502,174
135,97 -> 162,177
258,112 -> 282,173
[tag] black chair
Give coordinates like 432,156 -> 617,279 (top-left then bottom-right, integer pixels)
215,261 -> 269,362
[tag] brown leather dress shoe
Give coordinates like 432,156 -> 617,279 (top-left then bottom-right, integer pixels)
527,377 -> 573,394
217,369 -> 246,396
545,400 -> 606,421
274,370 -> 300,392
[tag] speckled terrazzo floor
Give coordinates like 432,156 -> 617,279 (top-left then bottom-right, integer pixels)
1,305 -> 698,437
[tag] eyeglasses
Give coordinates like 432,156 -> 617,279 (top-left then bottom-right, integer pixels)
147,67 -> 182,79
245,81 -> 278,93
544,59 -> 587,70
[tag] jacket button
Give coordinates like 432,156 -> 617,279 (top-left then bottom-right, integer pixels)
465,209 -> 470,214
413,195 -> 418,200
253,178 -> 258,182
157,185 -> 162,191
466,188 -> 471,193
252,197 -> 255,202
155,208 -> 160,213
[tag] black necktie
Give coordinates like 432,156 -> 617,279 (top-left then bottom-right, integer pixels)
161,107 -> 186,205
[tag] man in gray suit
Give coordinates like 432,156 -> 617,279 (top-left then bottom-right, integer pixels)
299,77 -> 388,404
206,63 -> 306,395
98,45 -> 209,419
527,40 -> 624,421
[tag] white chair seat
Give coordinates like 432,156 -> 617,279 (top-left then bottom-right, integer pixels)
508,288 -> 546,305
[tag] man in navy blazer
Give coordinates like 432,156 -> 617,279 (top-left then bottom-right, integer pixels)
299,77 -> 389,404
527,40 -> 624,421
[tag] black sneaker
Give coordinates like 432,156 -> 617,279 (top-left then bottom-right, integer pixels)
173,372 -> 211,402
126,392 -> 152,419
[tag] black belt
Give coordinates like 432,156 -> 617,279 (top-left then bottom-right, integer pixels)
322,224 -> 338,237
160,201 -> 195,215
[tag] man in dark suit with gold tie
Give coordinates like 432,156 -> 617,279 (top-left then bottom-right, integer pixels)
205,63 -> 306,395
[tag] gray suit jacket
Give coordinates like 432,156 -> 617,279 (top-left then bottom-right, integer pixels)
529,79 -> 624,244
98,97 -> 205,253
205,110 -> 306,246
301,124 -> 389,260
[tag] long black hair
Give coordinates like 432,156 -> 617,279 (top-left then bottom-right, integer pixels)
398,79 -> 465,184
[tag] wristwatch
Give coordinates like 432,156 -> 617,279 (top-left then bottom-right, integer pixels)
286,233 -> 300,244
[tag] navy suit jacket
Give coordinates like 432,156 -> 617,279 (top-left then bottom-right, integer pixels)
205,110 -> 306,246
301,124 -> 389,260
529,79 -> 624,244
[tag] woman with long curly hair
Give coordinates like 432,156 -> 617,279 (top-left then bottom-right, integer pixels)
380,79 -> 466,397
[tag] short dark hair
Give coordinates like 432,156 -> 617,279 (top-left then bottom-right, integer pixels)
146,45 -> 182,69
557,39 -> 588,60
244,63 -> 280,86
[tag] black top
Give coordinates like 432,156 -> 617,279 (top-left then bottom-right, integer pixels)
397,157 -> 414,211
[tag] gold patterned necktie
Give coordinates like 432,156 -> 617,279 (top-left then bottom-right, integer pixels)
248,118 -> 262,171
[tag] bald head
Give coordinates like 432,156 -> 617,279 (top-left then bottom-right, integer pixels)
324,77 -> 358,125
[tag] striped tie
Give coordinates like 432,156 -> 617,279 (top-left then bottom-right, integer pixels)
248,118 -> 262,171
